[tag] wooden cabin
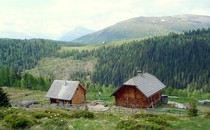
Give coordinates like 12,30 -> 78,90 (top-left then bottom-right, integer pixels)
111,72 -> 166,108
46,80 -> 87,105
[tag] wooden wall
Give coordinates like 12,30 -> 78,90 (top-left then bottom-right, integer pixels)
50,84 -> 87,105
72,84 -> 86,104
114,85 -> 161,108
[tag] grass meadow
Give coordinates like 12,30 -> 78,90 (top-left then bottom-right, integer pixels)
0,87 -> 210,130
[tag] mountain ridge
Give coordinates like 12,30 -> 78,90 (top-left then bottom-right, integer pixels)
73,14 -> 210,44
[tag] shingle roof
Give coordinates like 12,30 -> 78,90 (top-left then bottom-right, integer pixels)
45,80 -> 85,100
112,73 -> 166,97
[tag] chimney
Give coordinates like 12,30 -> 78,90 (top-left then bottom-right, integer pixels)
64,80 -> 67,86
137,70 -> 142,75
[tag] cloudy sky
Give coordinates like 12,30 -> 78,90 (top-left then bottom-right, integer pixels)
0,0 -> 210,39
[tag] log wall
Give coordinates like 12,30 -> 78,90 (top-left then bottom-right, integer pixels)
72,84 -> 86,104
114,85 -> 161,108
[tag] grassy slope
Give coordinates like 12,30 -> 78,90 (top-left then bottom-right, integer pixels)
26,57 -> 96,79
60,45 -> 100,51
74,14 -> 210,44
59,37 -> 146,51
3,87 -> 114,106
2,87 -> 49,106
1,87 -> 210,130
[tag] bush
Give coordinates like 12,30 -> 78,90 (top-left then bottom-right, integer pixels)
3,108 -> 20,115
128,122 -> 162,130
187,101 -> 198,117
0,112 -> 4,120
5,115 -> 34,129
116,119 -> 162,130
33,112 -> 49,119
133,113 -> 159,118
133,113 -> 177,121
116,119 -> 138,130
71,110 -> 94,119
204,111 -> 210,118
146,117 -> 169,126
131,113 -> 176,128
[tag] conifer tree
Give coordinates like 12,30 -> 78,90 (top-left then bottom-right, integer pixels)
0,87 -> 11,107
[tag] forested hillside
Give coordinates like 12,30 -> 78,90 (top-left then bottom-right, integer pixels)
90,28 -> 210,92
0,39 -> 60,71
0,29 -> 209,93
0,39 -> 61,90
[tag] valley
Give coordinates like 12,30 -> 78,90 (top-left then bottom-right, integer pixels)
0,14 -> 210,130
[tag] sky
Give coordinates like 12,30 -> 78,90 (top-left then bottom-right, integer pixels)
0,0 -> 210,39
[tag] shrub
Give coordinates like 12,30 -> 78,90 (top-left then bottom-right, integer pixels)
3,108 -> 20,115
116,119 -> 138,130
5,115 -> 34,129
1,108 -> 25,121
133,113 -> 177,121
133,113 -> 159,118
187,101 -> 198,117
0,112 -> 4,120
116,119 -> 162,130
146,117 -> 169,126
71,110 -> 94,119
128,122 -> 162,130
204,111 -> 210,118
158,114 -> 177,121
33,112 -> 49,119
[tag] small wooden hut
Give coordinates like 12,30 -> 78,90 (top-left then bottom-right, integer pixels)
46,80 -> 87,105
111,72 -> 166,108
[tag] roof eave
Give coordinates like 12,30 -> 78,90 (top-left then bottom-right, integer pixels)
146,87 -> 166,98
110,84 -> 137,97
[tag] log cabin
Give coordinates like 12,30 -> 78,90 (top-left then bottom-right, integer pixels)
111,72 -> 166,108
46,80 -> 87,105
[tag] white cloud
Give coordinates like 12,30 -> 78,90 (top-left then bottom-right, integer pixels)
190,8 -> 210,15
0,0 -> 209,39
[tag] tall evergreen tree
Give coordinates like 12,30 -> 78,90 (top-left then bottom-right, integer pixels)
0,87 -> 11,107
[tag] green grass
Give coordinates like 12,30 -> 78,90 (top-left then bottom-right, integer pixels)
168,96 -> 194,103
3,87 -> 48,105
59,37 -> 148,52
170,116 -> 210,130
60,45 -> 100,52
86,91 -> 115,106
1,87 -> 210,130
0,107 -> 123,130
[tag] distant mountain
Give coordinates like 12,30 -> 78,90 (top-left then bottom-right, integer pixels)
0,31 -> 32,39
0,31 -> 58,40
73,14 -> 210,44
59,26 -> 94,41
